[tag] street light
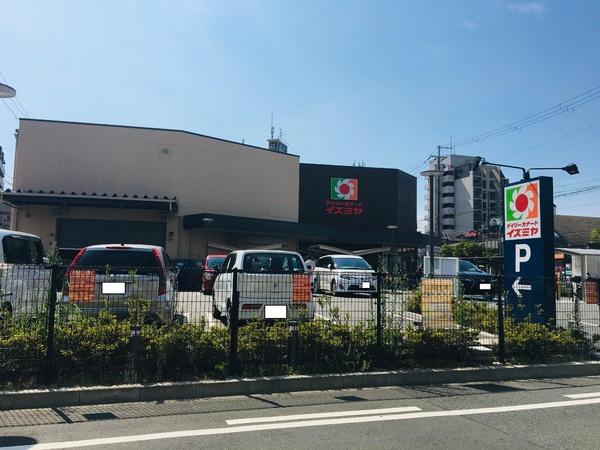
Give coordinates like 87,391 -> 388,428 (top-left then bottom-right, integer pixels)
471,157 -> 579,181
420,169 -> 443,276
0,82 -> 16,98
386,224 -> 398,273
202,217 -> 214,259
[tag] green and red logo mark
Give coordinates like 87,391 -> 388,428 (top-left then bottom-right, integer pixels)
331,178 -> 358,201
504,180 -> 541,240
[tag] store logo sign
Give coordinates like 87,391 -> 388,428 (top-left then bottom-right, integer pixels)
331,178 -> 358,201
504,180 -> 541,240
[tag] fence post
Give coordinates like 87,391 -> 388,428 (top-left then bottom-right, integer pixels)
228,268 -> 240,376
288,320 -> 298,366
44,264 -> 59,385
376,272 -> 383,367
496,275 -> 506,364
130,324 -> 142,382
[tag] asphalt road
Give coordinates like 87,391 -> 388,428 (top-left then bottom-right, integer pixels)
2,376 -> 600,449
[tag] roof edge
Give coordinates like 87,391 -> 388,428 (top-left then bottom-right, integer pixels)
19,118 -> 300,159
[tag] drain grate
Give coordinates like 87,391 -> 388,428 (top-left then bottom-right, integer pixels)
82,412 -> 118,421
469,383 -> 523,393
335,395 -> 367,402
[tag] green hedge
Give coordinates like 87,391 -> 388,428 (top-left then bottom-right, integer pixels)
0,306 -> 593,388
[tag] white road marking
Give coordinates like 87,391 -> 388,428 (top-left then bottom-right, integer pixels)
18,397 -> 600,449
564,391 -> 600,399
226,406 -> 422,425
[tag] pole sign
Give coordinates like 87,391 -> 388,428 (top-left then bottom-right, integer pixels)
503,176 -> 555,323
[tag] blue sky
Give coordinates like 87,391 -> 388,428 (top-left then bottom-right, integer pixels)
1,0 -> 599,228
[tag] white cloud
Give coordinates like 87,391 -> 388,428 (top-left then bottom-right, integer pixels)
507,2 -> 546,14
460,19 -> 479,31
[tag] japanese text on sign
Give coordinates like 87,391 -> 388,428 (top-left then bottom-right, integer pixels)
324,200 -> 364,216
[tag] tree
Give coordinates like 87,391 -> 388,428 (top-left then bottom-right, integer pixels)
591,227 -> 600,244
440,241 -> 485,258
440,241 -> 499,258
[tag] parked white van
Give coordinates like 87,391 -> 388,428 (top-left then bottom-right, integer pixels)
212,250 -> 315,323
0,230 -> 49,316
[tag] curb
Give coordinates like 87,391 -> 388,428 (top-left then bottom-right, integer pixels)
2,361 -> 600,410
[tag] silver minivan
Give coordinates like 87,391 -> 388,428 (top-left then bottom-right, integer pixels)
63,244 -> 178,323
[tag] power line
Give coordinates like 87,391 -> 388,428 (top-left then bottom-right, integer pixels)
1,99 -> 19,120
454,86 -> 600,147
555,177 -> 600,190
554,183 -> 600,198
497,121 -> 600,162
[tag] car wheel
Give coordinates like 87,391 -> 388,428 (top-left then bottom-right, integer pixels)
330,280 -> 337,296
173,313 -> 187,325
212,303 -> 221,320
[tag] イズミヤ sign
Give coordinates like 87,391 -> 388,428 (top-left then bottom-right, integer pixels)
504,180 -> 541,240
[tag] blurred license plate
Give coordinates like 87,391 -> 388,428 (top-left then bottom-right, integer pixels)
102,282 -> 126,294
265,305 -> 287,319
362,281 -> 371,289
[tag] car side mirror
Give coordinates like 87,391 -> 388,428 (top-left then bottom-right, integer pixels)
328,263 -> 334,269
43,256 -> 50,264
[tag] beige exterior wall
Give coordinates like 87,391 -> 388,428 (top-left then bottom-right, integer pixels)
13,120 -> 299,221
10,120 -> 301,258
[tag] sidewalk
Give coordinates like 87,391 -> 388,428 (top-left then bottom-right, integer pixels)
2,361 -> 600,410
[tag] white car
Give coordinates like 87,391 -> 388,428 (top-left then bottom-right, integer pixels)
0,230 -> 49,316
212,250 -> 315,323
312,255 -> 377,296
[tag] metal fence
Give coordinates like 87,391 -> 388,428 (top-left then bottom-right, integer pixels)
0,264 -> 597,388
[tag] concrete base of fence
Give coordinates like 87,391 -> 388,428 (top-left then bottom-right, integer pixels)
2,361 -> 600,410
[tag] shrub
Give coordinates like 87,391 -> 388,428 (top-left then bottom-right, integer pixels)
506,322 -> 588,362
453,298 -> 497,333
237,321 -> 289,375
400,328 -> 478,367
297,320 -> 375,373
405,289 -> 422,314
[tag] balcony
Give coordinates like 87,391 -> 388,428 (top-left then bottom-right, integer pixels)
442,206 -> 455,215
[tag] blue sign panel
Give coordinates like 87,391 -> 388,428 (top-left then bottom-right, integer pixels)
503,176 -> 555,323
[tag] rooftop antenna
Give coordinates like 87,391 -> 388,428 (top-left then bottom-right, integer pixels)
270,113 -> 275,139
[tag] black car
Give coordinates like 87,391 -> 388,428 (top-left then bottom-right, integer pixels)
458,260 -> 495,297
172,259 -> 203,291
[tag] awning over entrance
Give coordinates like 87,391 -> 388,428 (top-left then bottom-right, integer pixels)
183,213 -> 336,240
2,189 -> 178,212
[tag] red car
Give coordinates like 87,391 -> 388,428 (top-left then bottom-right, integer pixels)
202,254 -> 227,295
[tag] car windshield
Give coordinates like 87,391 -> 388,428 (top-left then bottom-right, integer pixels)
207,256 -> 225,269
333,257 -> 372,270
75,249 -> 160,274
242,253 -> 305,273
459,260 -> 484,273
